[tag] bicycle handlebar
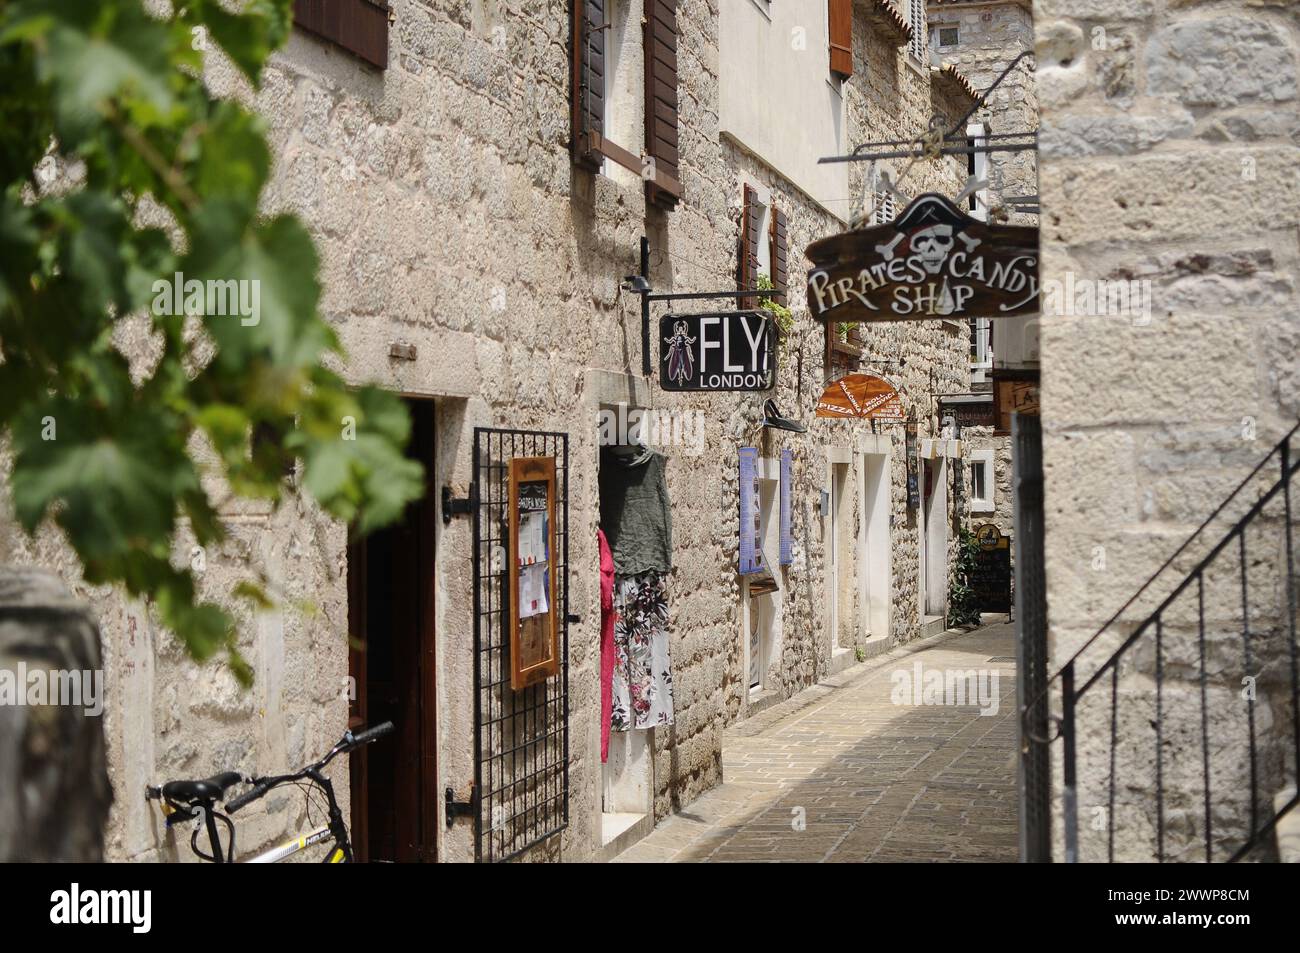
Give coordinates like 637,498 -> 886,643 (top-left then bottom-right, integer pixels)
346,720 -> 394,750
225,779 -> 273,814
224,721 -> 395,813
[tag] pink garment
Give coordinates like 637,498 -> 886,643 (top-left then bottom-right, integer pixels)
599,528 -> 617,763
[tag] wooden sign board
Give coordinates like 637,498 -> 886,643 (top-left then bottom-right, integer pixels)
994,379 -> 1039,435
938,394 -> 996,431
805,193 -> 1039,323
660,311 -> 774,392
970,523 -> 1011,614
815,373 -> 905,420
508,457 -> 560,690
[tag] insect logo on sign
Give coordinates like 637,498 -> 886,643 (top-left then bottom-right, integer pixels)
659,311 -> 775,392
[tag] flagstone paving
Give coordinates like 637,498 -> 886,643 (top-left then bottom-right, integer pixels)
612,623 -> 1019,863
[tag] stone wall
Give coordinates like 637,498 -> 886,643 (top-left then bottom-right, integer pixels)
1034,0 -> 1300,861
929,1 -> 1037,572
930,0 -> 1037,220
0,0 -> 982,862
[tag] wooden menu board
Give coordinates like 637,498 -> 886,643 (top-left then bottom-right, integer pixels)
509,457 -> 560,690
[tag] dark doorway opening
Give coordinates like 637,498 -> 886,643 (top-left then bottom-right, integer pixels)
347,398 -> 438,862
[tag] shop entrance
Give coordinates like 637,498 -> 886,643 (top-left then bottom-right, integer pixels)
744,461 -> 782,691
920,456 -> 949,621
860,452 -> 891,642
347,398 -> 438,863
826,455 -> 857,658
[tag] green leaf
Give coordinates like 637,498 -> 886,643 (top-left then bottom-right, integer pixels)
232,580 -> 275,611
9,395 -> 198,566
0,0 -> 420,687
182,0 -> 292,88
5,0 -> 180,140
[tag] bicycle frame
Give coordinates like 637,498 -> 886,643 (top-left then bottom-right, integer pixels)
246,825 -> 341,863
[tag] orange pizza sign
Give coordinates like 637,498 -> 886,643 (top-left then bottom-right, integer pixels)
815,374 -> 905,420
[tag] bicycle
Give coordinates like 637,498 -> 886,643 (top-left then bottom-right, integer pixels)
146,721 -> 394,863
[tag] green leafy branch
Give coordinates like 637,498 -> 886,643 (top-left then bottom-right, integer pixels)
0,0 -> 423,684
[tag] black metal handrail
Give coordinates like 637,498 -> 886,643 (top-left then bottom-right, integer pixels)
1038,421 -> 1300,862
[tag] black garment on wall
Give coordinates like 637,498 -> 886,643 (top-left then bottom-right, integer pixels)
598,447 -> 673,575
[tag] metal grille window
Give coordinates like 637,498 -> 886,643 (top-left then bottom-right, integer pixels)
472,427 -> 570,862
907,0 -> 927,65
870,166 -> 897,225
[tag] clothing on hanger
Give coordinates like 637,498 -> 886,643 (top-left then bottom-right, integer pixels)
598,447 -> 672,575
610,570 -> 674,731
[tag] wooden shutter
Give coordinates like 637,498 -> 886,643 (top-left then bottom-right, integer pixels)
571,0 -> 606,171
738,184 -> 760,309
293,0 -> 389,70
828,0 -> 853,78
644,0 -> 682,208
769,207 -> 788,307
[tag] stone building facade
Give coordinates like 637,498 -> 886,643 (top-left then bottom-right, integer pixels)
1034,0 -> 1300,860
928,0 -> 1037,577
1,0 -> 987,863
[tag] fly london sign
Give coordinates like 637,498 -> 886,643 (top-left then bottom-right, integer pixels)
659,311 -> 774,392
806,194 -> 1039,322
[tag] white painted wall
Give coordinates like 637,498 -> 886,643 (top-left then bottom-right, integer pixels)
719,0 -> 849,219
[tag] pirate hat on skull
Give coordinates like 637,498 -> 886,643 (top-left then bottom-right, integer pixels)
891,193 -> 971,234
893,194 -> 974,275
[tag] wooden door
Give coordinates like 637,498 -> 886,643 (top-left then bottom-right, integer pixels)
349,398 -> 437,862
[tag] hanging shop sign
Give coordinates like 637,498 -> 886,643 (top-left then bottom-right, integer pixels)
994,378 -> 1040,435
805,193 -> 1039,323
508,457 -> 560,690
970,523 -> 1012,614
938,393 -> 996,431
815,373 -> 905,420
660,311 -> 774,392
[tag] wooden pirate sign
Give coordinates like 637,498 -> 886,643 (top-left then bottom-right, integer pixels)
805,193 -> 1039,322
815,373 -> 905,420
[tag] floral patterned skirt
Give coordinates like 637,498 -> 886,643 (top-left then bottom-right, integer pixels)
610,571 -> 674,731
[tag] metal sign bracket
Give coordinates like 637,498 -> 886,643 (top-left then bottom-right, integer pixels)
624,236 -> 779,378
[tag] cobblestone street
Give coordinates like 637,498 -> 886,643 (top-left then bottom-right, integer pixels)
614,624 -> 1019,863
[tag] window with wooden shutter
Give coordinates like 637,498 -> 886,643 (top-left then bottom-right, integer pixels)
571,0 -> 606,171
571,1 -> 683,204
738,184 -> 761,309
828,0 -> 853,78
643,0 -> 682,208
293,0 -> 390,70
769,207 -> 788,307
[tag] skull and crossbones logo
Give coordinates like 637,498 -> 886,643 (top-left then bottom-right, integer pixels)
910,224 -> 956,273
872,195 -> 983,272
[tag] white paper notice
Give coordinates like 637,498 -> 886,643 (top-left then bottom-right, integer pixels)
518,511 -> 547,566
519,564 -> 549,618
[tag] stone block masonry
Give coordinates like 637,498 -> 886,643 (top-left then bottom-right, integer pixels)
1034,0 -> 1300,861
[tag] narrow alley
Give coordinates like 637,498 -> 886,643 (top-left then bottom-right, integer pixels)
614,624 -> 1018,863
